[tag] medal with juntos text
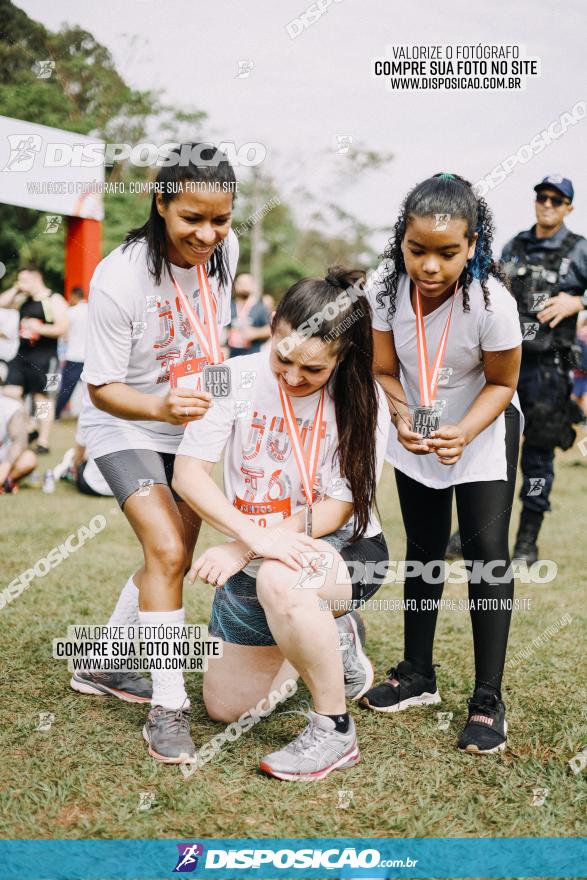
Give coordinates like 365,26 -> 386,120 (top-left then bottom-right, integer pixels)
412,284 -> 458,439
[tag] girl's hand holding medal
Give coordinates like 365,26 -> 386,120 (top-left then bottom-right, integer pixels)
395,415 -> 431,455
426,423 -> 468,465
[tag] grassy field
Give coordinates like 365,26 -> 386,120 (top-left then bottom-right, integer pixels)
1,418 -> 586,845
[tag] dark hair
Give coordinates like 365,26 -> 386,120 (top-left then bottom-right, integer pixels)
377,172 -> 510,322
70,286 -> 85,299
18,263 -> 41,274
123,142 -> 237,287
272,266 -> 379,541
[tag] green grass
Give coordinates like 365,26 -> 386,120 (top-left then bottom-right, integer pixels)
0,420 -> 586,841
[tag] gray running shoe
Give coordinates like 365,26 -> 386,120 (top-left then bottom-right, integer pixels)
259,710 -> 360,781
142,704 -> 196,764
336,610 -> 374,700
71,670 -> 152,703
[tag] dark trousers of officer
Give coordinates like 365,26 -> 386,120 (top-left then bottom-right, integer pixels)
517,353 -> 570,514
55,360 -> 84,419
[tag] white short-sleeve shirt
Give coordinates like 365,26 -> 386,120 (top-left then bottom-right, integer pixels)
366,273 -> 523,489
79,231 -> 238,458
177,350 -> 390,575
0,395 -> 22,464
64,301 -> 89,363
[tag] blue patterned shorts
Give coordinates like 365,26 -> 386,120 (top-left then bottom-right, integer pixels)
209,530 -> 388,646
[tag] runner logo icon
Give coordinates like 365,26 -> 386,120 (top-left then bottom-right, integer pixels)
173,843 -> 204,872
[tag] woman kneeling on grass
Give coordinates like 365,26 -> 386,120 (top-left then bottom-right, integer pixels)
173,267 -> 390,781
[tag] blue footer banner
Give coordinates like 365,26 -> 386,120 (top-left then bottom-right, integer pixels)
0,838 -> 585,878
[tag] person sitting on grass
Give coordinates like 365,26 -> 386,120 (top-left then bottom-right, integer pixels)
52,426 -> 114,498
0,392 -> 37,494
173,266 -> 390,781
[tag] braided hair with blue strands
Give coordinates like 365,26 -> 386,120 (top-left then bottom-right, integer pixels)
376,173 -> 511,322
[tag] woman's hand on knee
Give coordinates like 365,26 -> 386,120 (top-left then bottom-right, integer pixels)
189,541 -> 249,587
244,525 -> 323,571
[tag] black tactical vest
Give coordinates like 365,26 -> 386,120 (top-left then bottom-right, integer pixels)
504,232 -> 582,354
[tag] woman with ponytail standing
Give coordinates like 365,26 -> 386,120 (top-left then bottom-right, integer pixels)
173,267 -> 390,780
73,144 -> 238,763
362,174 -> 522,754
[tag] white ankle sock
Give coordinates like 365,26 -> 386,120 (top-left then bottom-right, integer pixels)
84,576 -> 140,672
107,575 -> 139,628
138,607 -> 190,711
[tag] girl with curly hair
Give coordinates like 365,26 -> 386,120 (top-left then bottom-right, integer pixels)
362,173 -> 522,754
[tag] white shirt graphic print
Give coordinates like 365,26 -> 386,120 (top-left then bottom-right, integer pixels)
178,350 -> 390,574
79,231 -> 238,458
366,272 -> 523,489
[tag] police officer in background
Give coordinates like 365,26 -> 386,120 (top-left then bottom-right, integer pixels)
502,175 -> 587,562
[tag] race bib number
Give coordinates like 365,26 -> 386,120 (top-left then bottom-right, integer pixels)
233,495 -> 291,529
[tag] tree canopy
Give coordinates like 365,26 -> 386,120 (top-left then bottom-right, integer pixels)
0,0 -> 390,296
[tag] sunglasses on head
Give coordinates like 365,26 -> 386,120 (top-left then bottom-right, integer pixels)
536,193 -> 568,207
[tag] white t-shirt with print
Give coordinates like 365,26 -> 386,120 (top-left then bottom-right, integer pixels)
79,231 -> 238,458
366,273 -> 523,489
177,350 -> 390,575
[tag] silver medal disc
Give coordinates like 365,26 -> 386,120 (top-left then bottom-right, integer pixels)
412,406 -> 441,439
202,364 -> 231,398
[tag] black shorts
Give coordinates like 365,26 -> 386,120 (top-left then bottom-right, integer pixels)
341,532 -> 389,603
94,448 -> 183,508
5,353 -> 57,396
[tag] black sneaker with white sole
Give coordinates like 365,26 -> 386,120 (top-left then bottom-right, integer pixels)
360,659 -> 441,713
458,687 -> 507,754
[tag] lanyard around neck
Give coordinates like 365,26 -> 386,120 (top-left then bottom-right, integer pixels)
172,264 -> 223,364
415,284 -> 458,406
277,385 -> 325,506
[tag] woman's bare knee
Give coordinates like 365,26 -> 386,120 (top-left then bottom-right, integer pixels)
144,534 -> 186,578
203,686 -> 245,723
257,559 -> 299,609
